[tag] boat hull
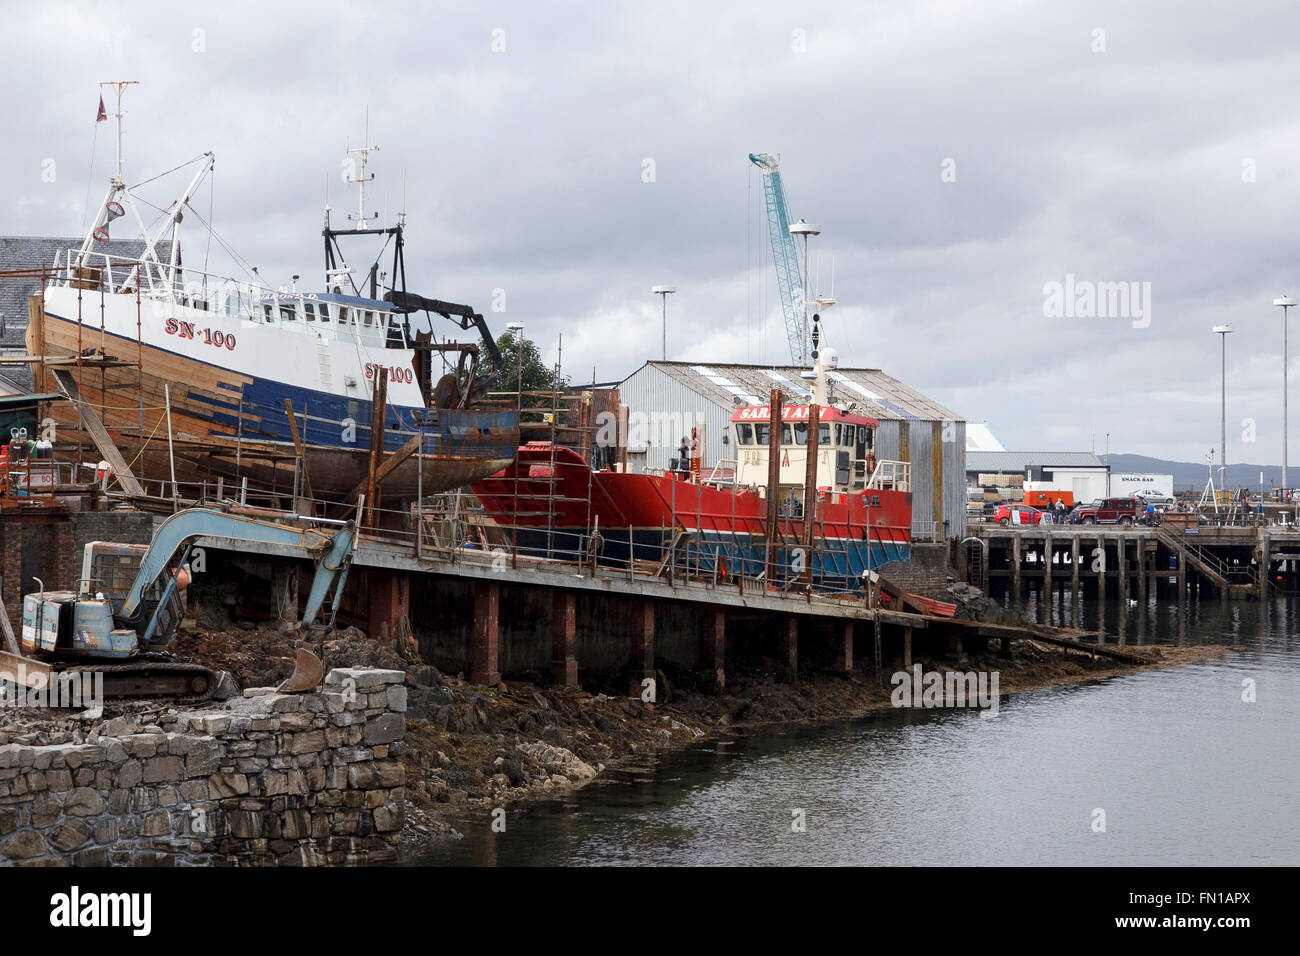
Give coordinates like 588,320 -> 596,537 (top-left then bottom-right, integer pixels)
472,443 -> 912,589
30,299 -> 517,498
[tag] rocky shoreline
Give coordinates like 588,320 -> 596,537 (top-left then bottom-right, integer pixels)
392,639 -> 1230,854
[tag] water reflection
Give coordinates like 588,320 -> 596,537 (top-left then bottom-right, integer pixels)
412,597 -> 1300,866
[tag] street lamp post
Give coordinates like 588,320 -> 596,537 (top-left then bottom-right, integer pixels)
789,220 -> 821,364
1274,296 -> 1296,493
651,286 -> 676,361
1213,325 -> 1234,495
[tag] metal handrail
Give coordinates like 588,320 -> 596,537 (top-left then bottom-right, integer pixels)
910,519 -> 939,542
865,459 -> 910,492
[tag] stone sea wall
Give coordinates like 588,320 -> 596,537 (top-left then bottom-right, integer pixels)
0,667 -> 406,866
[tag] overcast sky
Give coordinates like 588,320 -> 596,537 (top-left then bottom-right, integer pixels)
6,0 -> 1300,467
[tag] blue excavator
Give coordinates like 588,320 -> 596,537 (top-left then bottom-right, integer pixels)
2,508 -> 356,699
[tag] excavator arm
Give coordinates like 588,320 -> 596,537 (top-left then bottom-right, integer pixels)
119,508 -> 355,641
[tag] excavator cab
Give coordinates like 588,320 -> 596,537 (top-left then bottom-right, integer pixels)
80,542 -> 187,650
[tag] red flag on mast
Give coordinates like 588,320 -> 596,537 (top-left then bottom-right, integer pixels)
96,95 -> 107,122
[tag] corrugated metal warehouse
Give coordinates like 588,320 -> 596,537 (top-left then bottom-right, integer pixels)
618,360 -> 967,539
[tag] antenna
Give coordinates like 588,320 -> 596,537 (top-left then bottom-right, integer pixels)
100,80 -> 138,186
345,106 -> 379,230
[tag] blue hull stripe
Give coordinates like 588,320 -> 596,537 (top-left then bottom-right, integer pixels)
45,310 -> 517,458
499,527 -> 910,587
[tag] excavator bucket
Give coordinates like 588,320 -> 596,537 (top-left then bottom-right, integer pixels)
276,648 -> 324,693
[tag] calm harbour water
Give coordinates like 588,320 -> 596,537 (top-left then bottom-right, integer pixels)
414,595 -> 1299,866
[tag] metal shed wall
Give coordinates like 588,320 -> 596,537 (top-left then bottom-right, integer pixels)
618,363 -> 732,471
618,363 -> 966,538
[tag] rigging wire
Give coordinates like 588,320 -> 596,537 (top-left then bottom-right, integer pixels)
184,204 -> 260,284
202,170 -> 214,295
127,153 -> 209,191
79,121 -> 101,237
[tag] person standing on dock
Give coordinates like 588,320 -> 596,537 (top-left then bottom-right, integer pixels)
1055,498 -> 1066,525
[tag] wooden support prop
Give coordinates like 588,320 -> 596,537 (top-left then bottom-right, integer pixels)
283,398 -> 314,502
0,595 -> 20,655
365,368 -> 388,527
764,388 -> 784,586
802,404 -> 820,553
341,432 -> 422,509
51,368 -> 144,496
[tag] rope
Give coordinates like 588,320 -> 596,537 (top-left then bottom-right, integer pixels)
121,412 -> 171,470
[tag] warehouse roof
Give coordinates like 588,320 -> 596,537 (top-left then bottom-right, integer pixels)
966,450 -> 1106,472
627,360 -> 964,423
965,422 -> 1006,452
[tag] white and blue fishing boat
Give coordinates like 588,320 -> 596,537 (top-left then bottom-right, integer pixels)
27,84 -> 517,500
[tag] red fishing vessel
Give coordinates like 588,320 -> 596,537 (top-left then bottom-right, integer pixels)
472,351 -> 913,590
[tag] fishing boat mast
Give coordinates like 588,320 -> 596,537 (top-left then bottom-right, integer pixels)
71,81 -> 215,301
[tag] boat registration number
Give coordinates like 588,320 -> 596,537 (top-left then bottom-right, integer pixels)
364,362 -> 414,384
164,318 -> 237,351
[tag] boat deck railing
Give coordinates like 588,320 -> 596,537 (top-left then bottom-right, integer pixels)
44,248 -> 396,349
864,458 -> 910,492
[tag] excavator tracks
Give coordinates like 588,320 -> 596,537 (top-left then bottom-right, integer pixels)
61,656 -> 217,700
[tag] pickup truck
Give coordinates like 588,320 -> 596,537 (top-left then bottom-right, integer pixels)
1070,497 -> 1138,525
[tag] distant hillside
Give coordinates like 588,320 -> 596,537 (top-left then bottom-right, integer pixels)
1107,454 -> 1287,492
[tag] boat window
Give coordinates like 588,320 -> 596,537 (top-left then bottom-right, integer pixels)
339,307 -> 351,325
316,303 -> 330,322
834,424 -> 842,446
819,423 -> 831,446
792,422 -> 808,445
362,310 -> 374,327
781,424 -> 793,445
755,423 -> 770,446
303,301 -> 316,321
262,304 -> 274,322
736,423 -> 753,445
280,303 -> 297,322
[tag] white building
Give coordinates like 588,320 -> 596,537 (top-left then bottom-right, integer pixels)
618,360 -> 968,538
966,450 -> 1110,501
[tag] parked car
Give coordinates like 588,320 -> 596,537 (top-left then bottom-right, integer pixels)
994,504 -> 1046,526
1134,491 -> 1176,508
1070,497 -> 1138,525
